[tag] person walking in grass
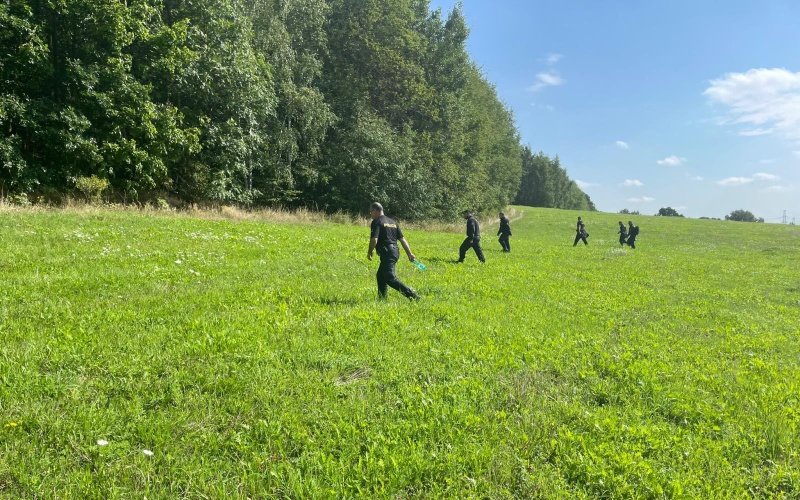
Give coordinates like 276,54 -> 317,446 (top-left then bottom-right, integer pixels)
367,202 -> 419,300
617,221 -> 628,246
497,212 -> 512,252
626,220 -> 639,249
573,216 -> 589,246
457,210 -> 485,263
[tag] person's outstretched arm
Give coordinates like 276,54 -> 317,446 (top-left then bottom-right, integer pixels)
399,237 -> 416,262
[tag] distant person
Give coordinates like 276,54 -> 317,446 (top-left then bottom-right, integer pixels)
457,210 -> 485,263
617,221 -> 627,246
626,220 -> 639,249
497,212 -> 512,252
573,216 -> 589,246
367,202 -> 419,300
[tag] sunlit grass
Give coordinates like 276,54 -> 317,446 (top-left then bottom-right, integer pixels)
1,206 -> 798,498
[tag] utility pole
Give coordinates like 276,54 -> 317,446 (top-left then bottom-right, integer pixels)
783,210 -> 787,224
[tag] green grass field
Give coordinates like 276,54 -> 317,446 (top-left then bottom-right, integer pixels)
1,205 -> 799,498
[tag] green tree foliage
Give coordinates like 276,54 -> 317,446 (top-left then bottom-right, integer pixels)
0,0 -> 200,201
0,0 -> 550,217
316,0 -> 523,218
515,147 -> 594,211
725,209 -> 763,222
657,207 -> 684,217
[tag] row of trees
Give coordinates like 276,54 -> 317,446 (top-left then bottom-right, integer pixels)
0,0 -> 590,218
514,148 -> 595,211
628,207 -> 764,222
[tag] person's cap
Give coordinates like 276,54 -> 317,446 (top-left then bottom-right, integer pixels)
461,210 -> 471,215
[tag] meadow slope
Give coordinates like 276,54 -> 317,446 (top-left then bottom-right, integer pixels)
1,206 -> 799,498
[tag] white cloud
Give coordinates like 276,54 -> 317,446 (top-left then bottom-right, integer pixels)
615,140 -> 630,150
657,156 -> 687,166
529,71 -> 564,91
753,172 -> 779,181
690,176 -> 704,181
739,128 -> 774,136
717,176 -> 754,186
762,185 -> 792,193
717,173 -> 779,186
626,196 -> 655,203
575,180 -> 593,189
623,179 -> 643,187
704,68 -> 800,140
543,53 -> 564,65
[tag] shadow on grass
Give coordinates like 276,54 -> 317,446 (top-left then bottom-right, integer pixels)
314,296 -> 361,306
422,256 -> 461,264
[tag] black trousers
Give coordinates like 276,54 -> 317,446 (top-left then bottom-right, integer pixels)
459,237 -> 485,262
498,233 -> 510,252
619,234 -> 627,246
573,233 -> 588,246
377,245 -> 416,298
626,236 -> 636,249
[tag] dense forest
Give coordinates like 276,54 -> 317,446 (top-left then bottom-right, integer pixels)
0,0 -> 593,218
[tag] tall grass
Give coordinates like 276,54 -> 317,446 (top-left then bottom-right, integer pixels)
1,206 -> 798,498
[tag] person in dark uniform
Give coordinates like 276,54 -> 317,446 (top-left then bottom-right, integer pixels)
573,216 -> 588,246
497,212 -> 512,252
457,210 -> 485,263
367,202 -> 419,300
626,220 -> 639,249
617,221 -> 627,246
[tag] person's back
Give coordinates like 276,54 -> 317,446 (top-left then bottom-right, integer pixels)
467,215 -> 481,239
372,215 -> 400,250
499,216 -> 511,234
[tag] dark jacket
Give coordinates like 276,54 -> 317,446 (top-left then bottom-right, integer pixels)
498,217 -> 511,236
466,216 -> 481,240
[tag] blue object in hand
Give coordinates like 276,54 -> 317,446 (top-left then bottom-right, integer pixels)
412,259 -> 426,271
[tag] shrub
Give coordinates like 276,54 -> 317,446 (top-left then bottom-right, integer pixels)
73,176 -> 109,204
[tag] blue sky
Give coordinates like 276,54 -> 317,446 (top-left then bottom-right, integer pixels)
428,0 -> 800,221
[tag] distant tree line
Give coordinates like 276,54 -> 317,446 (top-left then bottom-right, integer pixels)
514,148 -> 595,211
622,208 -> 764,221
0,0 -> 590,219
